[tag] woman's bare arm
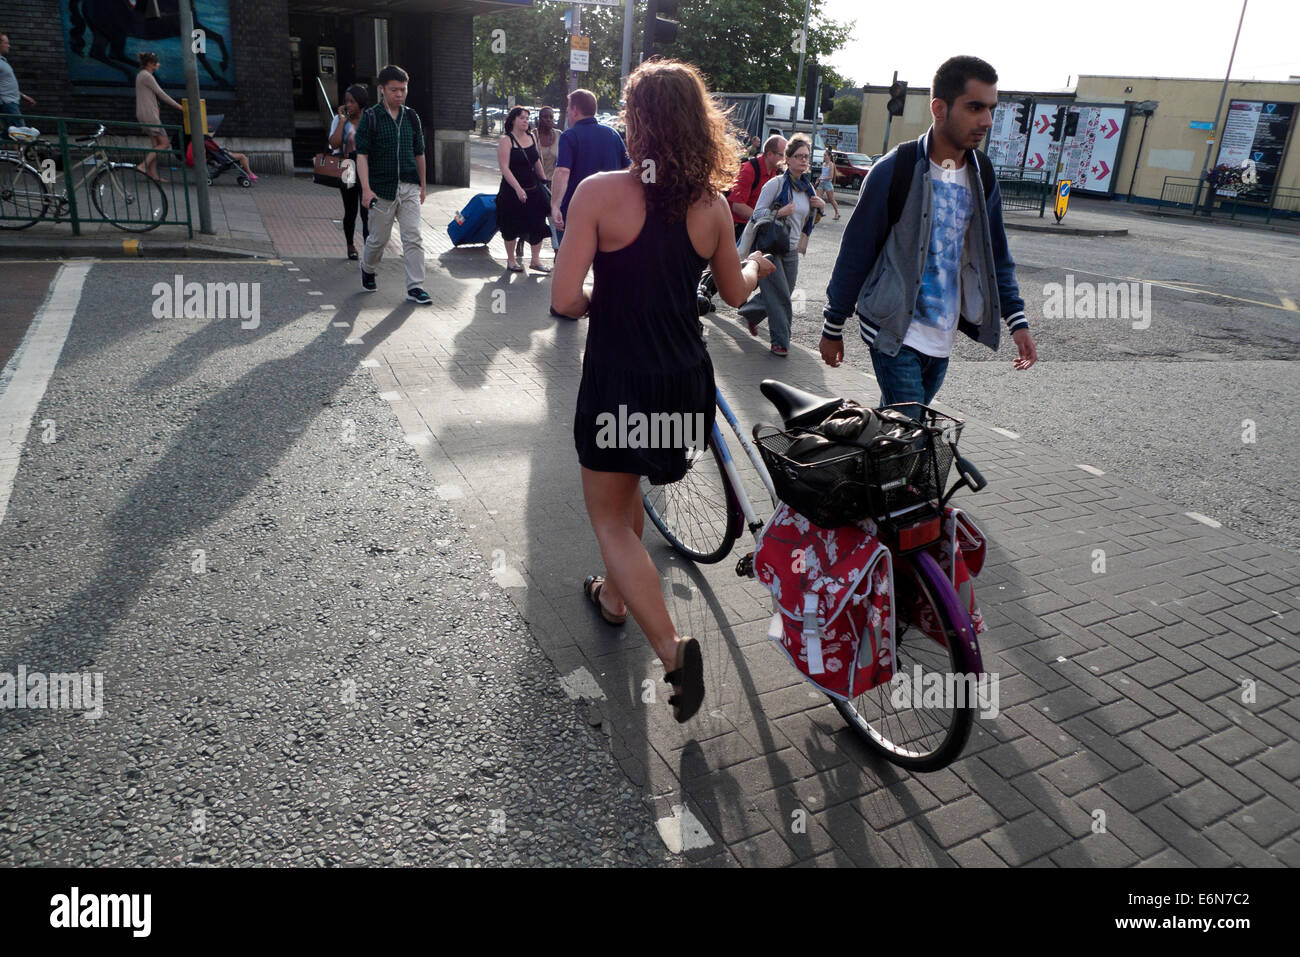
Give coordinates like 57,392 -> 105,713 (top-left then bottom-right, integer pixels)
550,178 -> 600,318
707,197 -> 765,307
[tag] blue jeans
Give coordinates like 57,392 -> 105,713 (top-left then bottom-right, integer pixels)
738,247 -> 799,349
0,101 -> 21,136
869,344 -> 949,407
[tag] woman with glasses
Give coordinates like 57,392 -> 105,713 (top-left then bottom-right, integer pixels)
738,134 -> 825,356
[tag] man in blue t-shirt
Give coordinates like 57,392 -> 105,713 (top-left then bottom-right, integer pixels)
549,89 -> 629,245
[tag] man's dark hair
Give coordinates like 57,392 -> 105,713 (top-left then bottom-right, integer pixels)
376,64 -> 408,87
932,56 -> 997,106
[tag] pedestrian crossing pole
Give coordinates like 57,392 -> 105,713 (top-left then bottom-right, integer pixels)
177,0 -> 212,234
567,4 -> 582,102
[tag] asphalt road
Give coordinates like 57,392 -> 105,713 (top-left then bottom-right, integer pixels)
0,259 -> 676,866
469,137 -> 1300,553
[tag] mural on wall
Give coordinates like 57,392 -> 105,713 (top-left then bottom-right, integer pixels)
61,0 -> 234,94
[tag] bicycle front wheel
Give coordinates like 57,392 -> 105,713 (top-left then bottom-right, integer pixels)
834,549 -> 978,771
641,433 -> 739,564
91,164 -> 167,232
0,157 -> 50,230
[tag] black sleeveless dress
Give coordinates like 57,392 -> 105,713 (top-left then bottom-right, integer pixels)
496,134 -> 550,244
574,203 -> 715,485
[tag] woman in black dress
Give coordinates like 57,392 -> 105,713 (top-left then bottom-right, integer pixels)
551,59 -> 775,723
495,107 -> 551,273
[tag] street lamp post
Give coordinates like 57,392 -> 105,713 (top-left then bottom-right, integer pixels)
1192,0 -> 1248,219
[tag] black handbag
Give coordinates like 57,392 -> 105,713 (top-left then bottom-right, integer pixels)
754,216 -> 790,256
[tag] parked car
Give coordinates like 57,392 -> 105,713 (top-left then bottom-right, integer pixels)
829,150 -> 874,190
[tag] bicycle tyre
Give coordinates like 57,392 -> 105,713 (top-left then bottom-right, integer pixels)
641,432 -> 740,564
91,163 -> 167,232
834,549 -> 978,771
0,156 -> 50,230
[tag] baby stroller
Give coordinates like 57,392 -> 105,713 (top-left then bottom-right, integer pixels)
185,115 -> 252,188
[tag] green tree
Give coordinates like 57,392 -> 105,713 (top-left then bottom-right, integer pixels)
473,0 -> 855,124
825,96 -> 861,125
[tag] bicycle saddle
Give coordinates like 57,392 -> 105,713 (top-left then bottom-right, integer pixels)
6,126 -> 39,144
761,379 -> 844,430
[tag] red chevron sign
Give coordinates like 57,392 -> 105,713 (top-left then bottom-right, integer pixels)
1090,159 -> 1110,179
1036,114 -> 1050,134
1102,118 -> 1119,139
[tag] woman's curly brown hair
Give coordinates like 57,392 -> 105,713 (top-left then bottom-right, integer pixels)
622,59 -> 740,223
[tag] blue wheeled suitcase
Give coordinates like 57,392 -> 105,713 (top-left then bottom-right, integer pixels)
448,193 -> 497,246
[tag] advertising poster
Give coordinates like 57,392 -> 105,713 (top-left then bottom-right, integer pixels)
61,0 -> 235,95
987,101 -> 1127,195
1215,100 -> 1295,198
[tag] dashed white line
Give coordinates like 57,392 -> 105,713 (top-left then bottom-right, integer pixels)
989,427 -> 1020,439
1185,512 -> 1222,528
1076,464 -> 1105,476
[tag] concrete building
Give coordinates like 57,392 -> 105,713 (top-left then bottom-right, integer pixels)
4,0 -> 528,186
857,74 -> 1299,207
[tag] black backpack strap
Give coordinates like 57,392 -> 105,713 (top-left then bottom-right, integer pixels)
975,149 -> 995,200
886,139 -> 919,228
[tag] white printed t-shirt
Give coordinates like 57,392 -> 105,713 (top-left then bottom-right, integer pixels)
903,159 -> 974,358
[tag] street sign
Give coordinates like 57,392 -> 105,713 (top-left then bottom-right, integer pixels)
1054,180 -> 1071,223
570,35 -> 590,72
1189,120 -> 1214,130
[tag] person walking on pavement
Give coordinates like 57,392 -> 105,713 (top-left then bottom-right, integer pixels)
736,134 -> 825,356
819,55 -> 1037,404
134,52 -> 182,182
356,64 -> 431,305
549,89 -> 629,247
727,133 -> 786,241
817,148 -> 841,220
496,106 -> 551,273
0,33 -> 37,136
552,58 -> 774,724
329,83 -> 369,260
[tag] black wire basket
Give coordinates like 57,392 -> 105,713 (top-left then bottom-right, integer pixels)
755,404 -> 963,528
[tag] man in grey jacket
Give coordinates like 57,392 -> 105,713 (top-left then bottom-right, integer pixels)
820,55 -> 1037,405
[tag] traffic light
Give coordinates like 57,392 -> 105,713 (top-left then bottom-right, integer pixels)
641,0 -> 679,61
887,80 -> 907,117
1014,97 -> 1032,134
804,64 -> 819,120
1063,110 -> 1079,138
1049,105 -> 1066,142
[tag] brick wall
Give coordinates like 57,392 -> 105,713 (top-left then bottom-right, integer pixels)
2,0 -> 290,139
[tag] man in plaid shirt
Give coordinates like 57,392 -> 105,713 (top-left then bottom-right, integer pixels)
357,64 -> 430,305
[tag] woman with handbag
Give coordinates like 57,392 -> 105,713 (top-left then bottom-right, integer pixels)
737,135 -> 825,356
495,107 -> 551,273
329,84 -> 370,260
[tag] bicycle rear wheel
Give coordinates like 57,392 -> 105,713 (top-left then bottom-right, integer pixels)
641,431 -> 740,564
91,163 -> 167,232
834,549 -> 978,771
0,157 -> 50,229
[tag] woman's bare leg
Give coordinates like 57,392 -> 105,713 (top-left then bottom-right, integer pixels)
504,234 -> 519,268
581,467 -> 681,671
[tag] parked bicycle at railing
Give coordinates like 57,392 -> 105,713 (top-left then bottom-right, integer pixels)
0,122 -> 168,231
642,378 -> 991,771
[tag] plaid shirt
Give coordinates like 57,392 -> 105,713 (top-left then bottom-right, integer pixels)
355,102 -> 424,201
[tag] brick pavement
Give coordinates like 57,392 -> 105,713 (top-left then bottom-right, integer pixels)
259,174 -> 1298,867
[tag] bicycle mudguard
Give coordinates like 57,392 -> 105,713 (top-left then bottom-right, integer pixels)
909,550 -> 983,674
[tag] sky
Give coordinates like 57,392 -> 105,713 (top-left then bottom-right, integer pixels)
821,0 -> 1300,92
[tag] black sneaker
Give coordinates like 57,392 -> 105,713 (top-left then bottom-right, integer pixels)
361,269 -> 377,292
406,287 -> 432,305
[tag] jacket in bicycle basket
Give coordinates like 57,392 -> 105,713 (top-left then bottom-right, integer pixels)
754,403 -> 962,528
755,503 -> 895,700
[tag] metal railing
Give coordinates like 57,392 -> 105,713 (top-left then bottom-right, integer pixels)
994,166 -> 1051,217
1159,174 -> 1300,225
0,113 -> 192,236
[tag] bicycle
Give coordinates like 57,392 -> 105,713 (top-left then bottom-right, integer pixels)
0,123 -> 168,232
641,379 -> 989,771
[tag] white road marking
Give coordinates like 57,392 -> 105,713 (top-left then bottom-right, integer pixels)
990,427 -> 1020,439
345,338 -> 365,345
435,484 -> 464,500
1076,464 -> 1105,476
1185,512 -> 1222,528
360,358 -> 379,368
378,391 -> 401,401
332,321 -> 349,328
0,263 -> 90,527
489,565 -> 527,589
558,666 -> 606,701
655,805 -> 714,854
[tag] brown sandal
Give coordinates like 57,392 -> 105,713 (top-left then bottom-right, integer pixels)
664,637 -> 704,723
583,575 -> 627,626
